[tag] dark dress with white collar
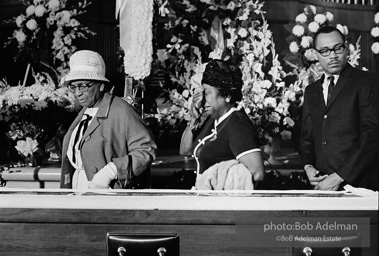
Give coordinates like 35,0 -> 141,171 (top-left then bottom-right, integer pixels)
192,107 -> 260,174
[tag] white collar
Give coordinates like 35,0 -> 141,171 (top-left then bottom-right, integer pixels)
84,107 -> 99,117
324,73 -> 340,83
214,107 -> 240,127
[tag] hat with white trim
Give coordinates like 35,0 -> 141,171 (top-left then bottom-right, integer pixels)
64,50 -> 109,83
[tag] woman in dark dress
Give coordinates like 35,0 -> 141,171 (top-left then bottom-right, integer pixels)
180,59 -> 264,189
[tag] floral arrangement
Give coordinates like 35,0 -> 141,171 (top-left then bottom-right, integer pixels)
371,12 -> 379,54
151,0 -> 214,132
0,72 -> 79,162
14,137 -> 39,158
224,2 -> 295,145
155,0 -> 295,145
118,0 -> 154,80
154,54 -> 205,133
4,0 -> 95,77
284,5 -> 362,103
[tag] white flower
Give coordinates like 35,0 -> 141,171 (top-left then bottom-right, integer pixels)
268,112 -> 280,123
336,24 -> 348,36
348,43 -> 355,53
292,25 -> 305,37
200,0 -> 213,5
264,97 -> 277,108
26,19 -> 38,31
314,14 -> 327,25
63,35 -> 72,45
223,17 -> 231,26
47,0 -> 60,11
295,13 -> 307,23
60,10 -> 71,23
284,90 -> 296,101
69,19 -> 80,27
375,12 -> 379,24
304,48 -> 317,61
283,116 -> 295,127
325,12 -> 334,22
238,8 -> 249,21
182,19 -> 189,27
371,27 -> 379,37
372,42 -> 379,54
13,30 -> 26,44
308,22 -> 319,33
238,28 -> 248,38
289,41 -> 299,53
260,80 -> 272,89
26,5 -> 36,16
226,28 -> 237,48
226,1 -> 236,10
15,137 -> 38,157
16,15 -> 25,27
35,5 -> 46,17
304,5 -> 316,15
276,81 -> 285,88
182,89 -> 189,98
301,36 -> 313,48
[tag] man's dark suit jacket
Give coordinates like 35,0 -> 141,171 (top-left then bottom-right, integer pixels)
300,64 -> 378,191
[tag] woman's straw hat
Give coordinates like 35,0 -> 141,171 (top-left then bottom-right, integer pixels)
64,50 -> 109,83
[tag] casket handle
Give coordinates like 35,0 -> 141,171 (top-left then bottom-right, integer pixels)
342,247 -> 351,256
157,247 -> 167,256
117,247 -> 126,256
303,247 -> 312,256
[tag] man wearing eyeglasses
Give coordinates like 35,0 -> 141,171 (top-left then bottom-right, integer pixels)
60,50 -> 156,189
300,26 -> 378,191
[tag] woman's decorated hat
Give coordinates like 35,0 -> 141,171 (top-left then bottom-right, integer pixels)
64,50 -> 109,83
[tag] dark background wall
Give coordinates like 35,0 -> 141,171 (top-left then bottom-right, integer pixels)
0,0 -> 378,91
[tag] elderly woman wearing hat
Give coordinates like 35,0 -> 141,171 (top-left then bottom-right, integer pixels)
60,50 -> 156,189
180,59 -> 264,190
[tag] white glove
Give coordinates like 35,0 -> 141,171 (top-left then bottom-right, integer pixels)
89,162 -> 117,189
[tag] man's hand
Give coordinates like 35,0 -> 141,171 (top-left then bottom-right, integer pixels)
304,165 -> 328,186
315,172 -> 344,191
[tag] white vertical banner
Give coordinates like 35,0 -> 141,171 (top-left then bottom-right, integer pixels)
116,0 -> 153,81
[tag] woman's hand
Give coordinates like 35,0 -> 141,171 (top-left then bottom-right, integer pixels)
189,90 -> 211,130
190,90 -> 204,122
88,163 -> 117,189
238,152 -> 265,182
88,181 -> 109,189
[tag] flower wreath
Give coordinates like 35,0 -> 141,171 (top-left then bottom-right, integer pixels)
371,12 -> 379,54
285,5 -> 362,101
4,0 -> 95,78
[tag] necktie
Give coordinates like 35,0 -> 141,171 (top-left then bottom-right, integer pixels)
327,76 -> 335,104
72,114 -> 92,163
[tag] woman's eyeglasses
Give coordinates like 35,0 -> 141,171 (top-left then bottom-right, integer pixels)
67,81 -> 97,92
316,44 -> 345,57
